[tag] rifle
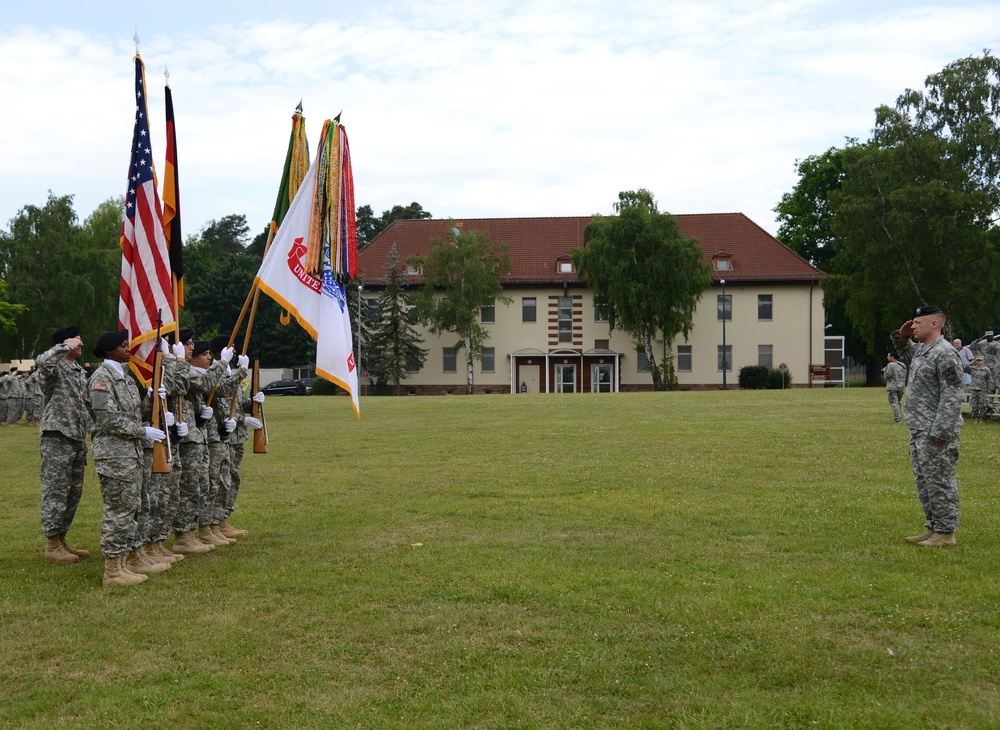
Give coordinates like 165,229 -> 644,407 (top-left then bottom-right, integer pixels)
151,310 -> 172,473
252,334 -> 268,453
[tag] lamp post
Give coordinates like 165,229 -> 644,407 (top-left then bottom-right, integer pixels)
721,279 -> 727,391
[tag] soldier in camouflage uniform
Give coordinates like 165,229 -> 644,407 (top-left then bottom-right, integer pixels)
892,305 -> 964,548
25,367 -> 42,425
966,355 -> 995,423
0,368 -> 13,424
86,329 -> 168,587
9,370 -> 26,424
883,352 -> 907,424
1,367 -> 21,424
36,326 -> 91,564
224,371 -> 264,539
201,335 -> 247,547
171,338 -> 229,553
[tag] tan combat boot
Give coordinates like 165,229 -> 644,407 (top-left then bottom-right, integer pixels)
141,543 -> 170,566
210,524 -> 237,545
219,517 -> 248,539
917,532 -> 957,548
154,540 -> 184,563
103,555 -> 147,587
126,548 -> 171,574
905,529 -> 935,544
172,530 -> 214,554
198,525 -> 229,547
44,536 -> 79,564
60,533 -> 89,559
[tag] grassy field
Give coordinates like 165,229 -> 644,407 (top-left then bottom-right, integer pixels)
2,388 -> 999,728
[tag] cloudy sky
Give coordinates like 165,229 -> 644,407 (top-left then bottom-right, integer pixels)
1,0 -> 998,240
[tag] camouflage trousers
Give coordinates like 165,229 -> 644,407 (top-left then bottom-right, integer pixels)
227,443 -> 245,517
94,457 -> 142,559
908,430 -> 961,534
150,461 -> 182,543
1,397 -> 23,424
39,432 -> 87,538
206,441 -> 232,525
26,395 -> 42,422
174,441 -> 208,534
887,389 -> 903,424
970,390 -> 990,419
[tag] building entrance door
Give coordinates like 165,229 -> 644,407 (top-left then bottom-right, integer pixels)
554,364 -> 576,393
519,364 -> 540,394
591,364 -> 612,392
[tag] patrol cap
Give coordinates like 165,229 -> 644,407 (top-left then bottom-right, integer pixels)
192,340 -> 211,357
913,304 -> 945,318
52,325 -> 80,344
209,334 -> 230,353
975,355 -> 985,361
91,329 -> 129,358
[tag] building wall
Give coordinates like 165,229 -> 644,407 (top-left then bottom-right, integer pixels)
363,280 -> 825,393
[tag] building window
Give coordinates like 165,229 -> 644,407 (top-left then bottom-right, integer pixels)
558,297 -> 573,343
637,349 -> 650,372
717,294 -> 732,322
714,257 -> 732,271
758,294 -> 773,321
406,263 -> 420,276
481,301 -> 495,324
595,339 -> 609,350
558,261 -> 574,273
594,300 -> 609,322
718,345 -> 733,372
758,345 -> 773,368
522,297 -> 536,323
365,298 -> 380,323
406,354 -> 421,373
677,345 -> 692,372
481,347 -> 495,373
443,347 -> 457,373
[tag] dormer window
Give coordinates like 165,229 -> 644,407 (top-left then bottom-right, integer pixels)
558,261 -> 575,273
713,255 -> 733,271
406,263 -> 421,276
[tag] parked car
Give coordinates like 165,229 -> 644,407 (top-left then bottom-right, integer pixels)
301,377 -> 319,394
260,379 -> 306,396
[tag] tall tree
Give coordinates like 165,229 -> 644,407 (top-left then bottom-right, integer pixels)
200,214 -> 250,259
571,189 -> 712,391
368,243 -> 427,394
413,223 -> 510,394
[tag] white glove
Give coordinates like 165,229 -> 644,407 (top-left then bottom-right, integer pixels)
252,391 -> 265,404
164,411 -> 175,427
223,418 -> 237,433
176,422 -> 189,438
158,384 -> 167,400
200,406 -> 214,420
144,426 -> 166,443
237,355 -> 250,369
160,339 -> 170,354
220,346 -> 234,364
147,386 -> 153,397
245,416 -> 263,429
172,343 -> 186,360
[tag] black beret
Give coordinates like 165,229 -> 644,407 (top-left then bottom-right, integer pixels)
52,325 -> 80,344
192,340 -> 211,357
210,334 -> 230,353
913,304 -> 945,318
180,328 -> 194,345
91,329 -> 129,358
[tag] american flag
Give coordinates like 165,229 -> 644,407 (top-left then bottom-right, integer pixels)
119,55 -> 175,384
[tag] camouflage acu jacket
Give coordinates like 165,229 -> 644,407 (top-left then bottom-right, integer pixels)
892,332 -> 964,441
35,343 -> 90,442
86,361 -> 145,461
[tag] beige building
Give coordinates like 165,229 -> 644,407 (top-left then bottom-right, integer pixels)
357,214 -> 825,393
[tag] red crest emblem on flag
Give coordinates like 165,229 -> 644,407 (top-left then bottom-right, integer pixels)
347,352 -> 356,372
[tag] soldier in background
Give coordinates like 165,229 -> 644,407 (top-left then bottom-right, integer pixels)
882,352 -> 906,425
24,367 -> 42,425
1,367 -> 21,424
87,329 -> 167,587
10,369 -> 26,424
892,305 -> 964,548
35,326 -> 91,565
0,368 -> 12,424
966,355 -> 995,424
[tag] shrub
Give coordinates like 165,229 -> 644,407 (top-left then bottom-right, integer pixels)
769,367 -> 792,389
738,365 -> 771,390
311,378 -> 340,396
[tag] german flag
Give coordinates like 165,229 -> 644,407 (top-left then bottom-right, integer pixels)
162,81 -> 184,310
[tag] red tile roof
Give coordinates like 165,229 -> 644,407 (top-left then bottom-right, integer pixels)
358,213 -> 823,286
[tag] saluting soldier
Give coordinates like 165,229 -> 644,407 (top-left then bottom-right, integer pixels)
24,367 -> 43,425
86,329 -> 167,587
35,326 -> 91,564
883,352 -> 906,425
892,305 -> 964,548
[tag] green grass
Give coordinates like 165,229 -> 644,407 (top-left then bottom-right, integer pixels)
2,389 -> 1000,728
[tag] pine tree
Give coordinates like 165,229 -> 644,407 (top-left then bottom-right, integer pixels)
368,243 -> 427,395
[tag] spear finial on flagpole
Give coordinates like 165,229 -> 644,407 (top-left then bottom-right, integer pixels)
333,110 -> 342,124
134,29 -> 140,54
295,99 -> 303,115
165,64 -> 170,88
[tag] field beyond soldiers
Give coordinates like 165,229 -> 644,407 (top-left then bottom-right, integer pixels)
2,389 -> 1000,728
